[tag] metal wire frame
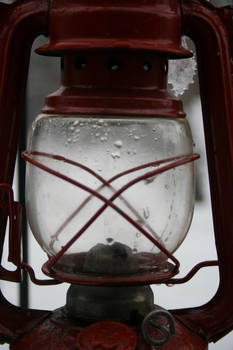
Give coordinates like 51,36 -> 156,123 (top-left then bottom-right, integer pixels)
0,151 -> 218,286
21,150 -> 205,285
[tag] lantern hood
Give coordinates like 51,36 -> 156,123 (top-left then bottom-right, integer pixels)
36,0 -> 192,58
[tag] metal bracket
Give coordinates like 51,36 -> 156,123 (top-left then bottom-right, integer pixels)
0,184 -> 22,282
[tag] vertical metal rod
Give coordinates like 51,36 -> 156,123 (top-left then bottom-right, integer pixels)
18,106 -> 29,308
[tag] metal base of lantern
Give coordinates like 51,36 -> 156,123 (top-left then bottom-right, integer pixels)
66,284 -> 155,323
8,283 -> 208,350
9,305 -> 208,350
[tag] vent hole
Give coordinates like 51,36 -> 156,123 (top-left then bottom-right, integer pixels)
106,57 -> 121,71
143,62 -> 152,72
74,56 -> 86,70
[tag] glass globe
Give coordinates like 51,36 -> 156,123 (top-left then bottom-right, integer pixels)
26,114 -> 195,280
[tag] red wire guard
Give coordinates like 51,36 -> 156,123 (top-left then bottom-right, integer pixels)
21,151 -> 202,285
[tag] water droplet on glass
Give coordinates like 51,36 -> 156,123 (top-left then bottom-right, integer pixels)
152,127 -> 162,141
73,120 -> 79,127
114,139 -> 123,148
32,121 -> 36,131
144,176 -> 156,185
98,119 -> 104,125
143,207 -> 150,219
111,151 -> 121,159
134,135 -> 140,141
106,237 -> 114,244
136,232 -> 141,238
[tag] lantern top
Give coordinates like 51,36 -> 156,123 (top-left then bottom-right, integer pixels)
36,0 -> 192,58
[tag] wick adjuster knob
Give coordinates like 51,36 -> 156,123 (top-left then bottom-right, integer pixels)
142,310 -> 175,346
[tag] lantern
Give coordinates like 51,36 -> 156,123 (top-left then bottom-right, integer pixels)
0,0 -> 232,349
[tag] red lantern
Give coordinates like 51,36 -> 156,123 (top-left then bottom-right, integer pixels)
0,0 -> 232,349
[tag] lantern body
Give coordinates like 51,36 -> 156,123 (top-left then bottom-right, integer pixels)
0,0 -> 232,349
26,114 -> 194,277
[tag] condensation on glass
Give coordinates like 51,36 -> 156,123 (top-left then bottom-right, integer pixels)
26,115 -> 195,276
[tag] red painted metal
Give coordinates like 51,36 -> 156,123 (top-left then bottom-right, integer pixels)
21,263 -> 62,286
172,0 -> 233,344
9,308 -> 208,350
0,184 -> 21,282
0,0 -> 48,186
0,289 -> 50,345
42,52 -> 186,117
0,0 -> 51,345
168,260 -> 219,285
76,321 -> 137,350
22,151 -> 199,285
36,0 -> 192,58
0,0 -> 231,348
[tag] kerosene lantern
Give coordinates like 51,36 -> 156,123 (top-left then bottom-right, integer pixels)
0,0 -> 233,349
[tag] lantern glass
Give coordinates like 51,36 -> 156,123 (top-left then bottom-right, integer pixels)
26,114 -> 195,275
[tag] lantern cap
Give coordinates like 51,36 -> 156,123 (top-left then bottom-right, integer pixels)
36,40 -> 192,59
36,0 -> 193,59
